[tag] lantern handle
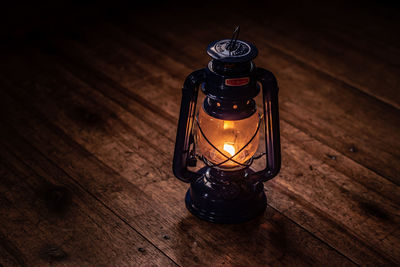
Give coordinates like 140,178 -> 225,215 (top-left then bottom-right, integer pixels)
173,69 -> 206,183
250,67 -> 281,183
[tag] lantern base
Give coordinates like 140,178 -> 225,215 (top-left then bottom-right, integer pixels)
185,168 -> 267,224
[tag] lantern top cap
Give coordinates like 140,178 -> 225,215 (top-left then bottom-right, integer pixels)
207,39 -> 258,63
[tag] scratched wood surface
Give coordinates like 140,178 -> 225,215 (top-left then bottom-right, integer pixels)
0,1 -> 399,266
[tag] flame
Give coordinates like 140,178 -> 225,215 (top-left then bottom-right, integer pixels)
223,143 -> 235,157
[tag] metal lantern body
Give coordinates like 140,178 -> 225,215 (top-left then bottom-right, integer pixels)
173,35 -> 281,223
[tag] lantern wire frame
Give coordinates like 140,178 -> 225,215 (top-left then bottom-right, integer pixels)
194,113 -> 266,170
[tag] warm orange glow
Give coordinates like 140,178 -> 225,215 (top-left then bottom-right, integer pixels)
223,143 -> 235,157
197,104 -> 259,170
223,121 -> 234,129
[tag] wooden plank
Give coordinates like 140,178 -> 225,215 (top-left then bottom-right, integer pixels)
1,46 -> 398,264
0,53 -> 356,266
0,130 -> 176,266
101,19 -> 400,186
29,28 -> 400,264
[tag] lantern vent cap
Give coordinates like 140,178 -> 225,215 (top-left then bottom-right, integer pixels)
207,39 -> 258,63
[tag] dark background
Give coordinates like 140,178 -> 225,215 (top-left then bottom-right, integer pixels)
1,1 -> 399,47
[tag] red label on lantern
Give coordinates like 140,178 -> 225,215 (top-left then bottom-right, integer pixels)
225,77 -> 250,86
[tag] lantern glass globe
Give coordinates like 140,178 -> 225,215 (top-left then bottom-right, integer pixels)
197,105 -> 260,170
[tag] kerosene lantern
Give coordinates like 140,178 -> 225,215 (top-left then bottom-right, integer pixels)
173,27 -> 281,223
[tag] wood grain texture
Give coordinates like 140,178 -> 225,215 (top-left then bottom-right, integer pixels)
0,1 -> 399,266
0,51 -> 355,266
45,23 -> 399,264
0,126 -> 176,266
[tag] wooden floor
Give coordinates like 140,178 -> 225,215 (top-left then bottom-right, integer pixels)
1,1 -> 399,266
